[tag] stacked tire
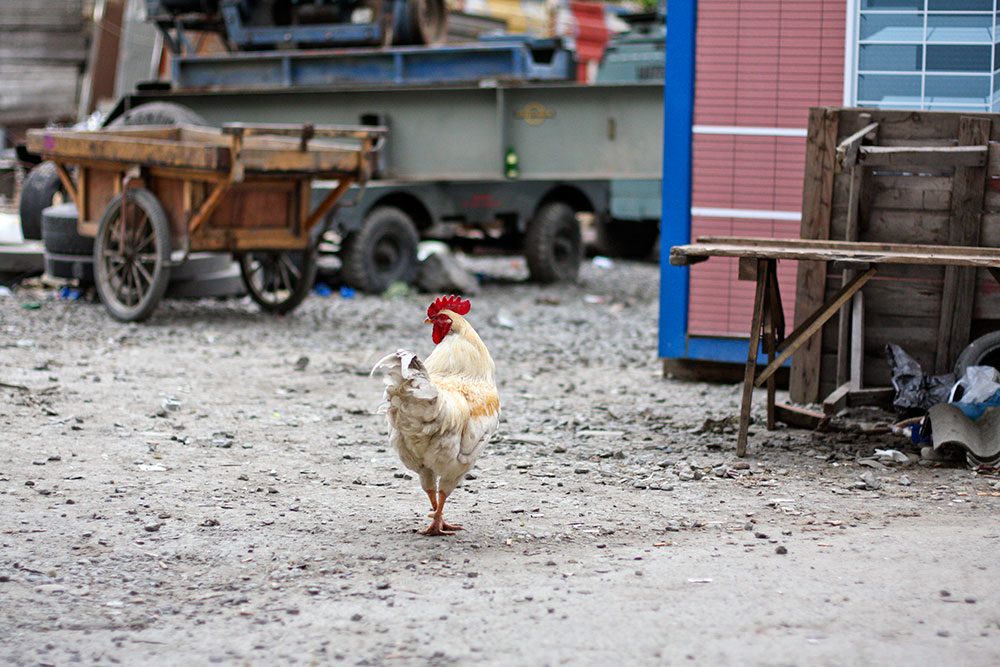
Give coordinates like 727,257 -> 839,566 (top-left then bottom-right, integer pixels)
42,203 -> 94,283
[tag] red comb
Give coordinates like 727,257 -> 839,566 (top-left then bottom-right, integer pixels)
427,294 -> 471,318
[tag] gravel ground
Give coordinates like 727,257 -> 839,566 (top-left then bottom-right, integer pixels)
2,256 -> 1000,666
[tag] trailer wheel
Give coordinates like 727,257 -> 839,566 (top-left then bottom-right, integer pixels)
954,330 -> 1000,379
239,250 -> 317,314
341,206 -> 419,293
20,162 -> 69,241
108,102 -> 208,128
94,189 -> 172,322
401,0 -> 447,46
525,201 -> 582,283
597,218 -> 659,260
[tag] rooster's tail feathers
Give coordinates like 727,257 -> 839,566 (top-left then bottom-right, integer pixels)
371,349 -> 437,403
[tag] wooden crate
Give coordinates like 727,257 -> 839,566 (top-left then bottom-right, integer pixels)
791,108 -> 1000,405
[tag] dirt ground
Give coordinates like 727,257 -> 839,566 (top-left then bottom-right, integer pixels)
2,256 -> 999,666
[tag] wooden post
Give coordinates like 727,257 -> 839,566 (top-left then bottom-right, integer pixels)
790,108 -> 839,404
763,260 -> 781,430
935,116 -> 990,374
737,259 -> 769,457
836,114 -> 875,390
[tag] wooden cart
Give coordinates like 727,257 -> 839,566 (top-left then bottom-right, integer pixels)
26,122 -> 385,321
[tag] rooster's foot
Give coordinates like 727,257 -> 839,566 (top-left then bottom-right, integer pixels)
419,516 -> 463,536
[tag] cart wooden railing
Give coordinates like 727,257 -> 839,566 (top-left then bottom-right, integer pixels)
26,122 -> 385,321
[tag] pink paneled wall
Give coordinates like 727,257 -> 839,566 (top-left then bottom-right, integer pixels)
688,0 -> 845,337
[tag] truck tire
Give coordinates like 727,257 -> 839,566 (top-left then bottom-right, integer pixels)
597,218 -> 659,260
42,203 -> 93,256
340,206 -> 419,293
397,0 -> 447,46
108,102 -> 208,128
20,162 -> 68,241
525,201 -> 582,283
954,330 -> 1000,379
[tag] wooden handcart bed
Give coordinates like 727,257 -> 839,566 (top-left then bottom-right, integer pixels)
670,236 -> 1000,456
26,122 -> 385,321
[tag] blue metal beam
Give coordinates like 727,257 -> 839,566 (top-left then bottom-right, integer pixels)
659,0 -> 696,359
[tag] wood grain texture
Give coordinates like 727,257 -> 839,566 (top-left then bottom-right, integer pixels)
790,108 -> 839,404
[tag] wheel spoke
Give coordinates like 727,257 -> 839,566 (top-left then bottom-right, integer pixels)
130,264 -> 146,303
134,258 -> 154,287
134,226 -> 157,254
277,260 -> 293,297
279,254 -> 303,281
114,260 -> 131,303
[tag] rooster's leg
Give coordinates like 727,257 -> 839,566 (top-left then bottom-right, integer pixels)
425,489 -> 438,515
420,491 -> 463,536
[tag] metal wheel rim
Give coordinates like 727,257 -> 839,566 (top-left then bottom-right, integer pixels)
99,202 -> 161,309
244,252 -> 303,305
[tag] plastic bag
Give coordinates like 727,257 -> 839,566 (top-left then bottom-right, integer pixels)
948,365 -> 1000,404
886,344 -> 955,416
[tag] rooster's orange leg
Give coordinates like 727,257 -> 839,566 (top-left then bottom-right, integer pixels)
425,489 -> 438,513
420,491 -> 463,536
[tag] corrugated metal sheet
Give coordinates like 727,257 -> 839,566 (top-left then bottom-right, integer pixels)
687,0 -> 845,339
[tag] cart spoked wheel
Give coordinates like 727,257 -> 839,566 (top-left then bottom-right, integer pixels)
94,188 -> 172,322
239,249 -> 317,314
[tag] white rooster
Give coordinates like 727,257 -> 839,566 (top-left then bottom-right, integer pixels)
371,295 -> 500,535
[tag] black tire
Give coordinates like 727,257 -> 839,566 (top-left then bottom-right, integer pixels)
597,218 -> 659,260
42,203 -> 93,256
20,162 -> 69,241
45,253 -> 94,284
107,102 -> 208,128
239,250 -> 317,314
525,201 -> 582,283
954,330 -> 1000,379
397,0 -> 447,46
340,206 -> 419,293
94,189 -> 172,322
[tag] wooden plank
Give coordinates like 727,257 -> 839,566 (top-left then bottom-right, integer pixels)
0,30 -> 87,61
822,383 -> 851,415
190,227 -> 309,252
761,260 -> 780,430
833,209 -> 951,246
850,293 -> 864,390
935,116 -> 991,374
866,174 -> 952,211
689,236 -> 1000,259
837,161 -> 865,388
671,241 -> 1000,268
774,403 -> 828,430
836,122 -> 879,170
222,122 -> 387,141
791,107 -> 839,404
737,260 -> 769,458
0,0 -> 82,29
0,63 -> 79,123
859,145 -> 987,168
238,148 -> 362,175
26,130 -> 230,172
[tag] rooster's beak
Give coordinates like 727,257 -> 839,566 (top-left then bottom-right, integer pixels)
424,318 -> 432,324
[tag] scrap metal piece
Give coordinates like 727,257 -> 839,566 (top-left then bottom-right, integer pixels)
926,403 -> 1000,467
